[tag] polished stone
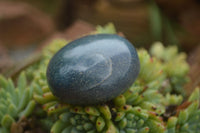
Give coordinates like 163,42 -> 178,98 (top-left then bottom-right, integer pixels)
47,34 -> 140,105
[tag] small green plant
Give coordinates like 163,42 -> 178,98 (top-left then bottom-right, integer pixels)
0,72 -> 35,133
0,24 -> 199,133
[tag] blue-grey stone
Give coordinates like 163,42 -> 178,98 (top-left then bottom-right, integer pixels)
47,34 -> 140,105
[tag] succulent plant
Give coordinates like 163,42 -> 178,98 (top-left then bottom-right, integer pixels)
0,23 -> 199,133
150,42 -> 189,95
0,72 -> 35,133
165,87 -> 200,133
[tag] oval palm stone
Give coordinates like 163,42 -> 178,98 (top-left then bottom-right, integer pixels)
47,34 -> 140,105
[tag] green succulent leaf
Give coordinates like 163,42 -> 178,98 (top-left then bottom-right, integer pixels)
0,72 -> 35,131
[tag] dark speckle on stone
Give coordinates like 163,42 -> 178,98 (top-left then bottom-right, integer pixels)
47,34 -> 140,105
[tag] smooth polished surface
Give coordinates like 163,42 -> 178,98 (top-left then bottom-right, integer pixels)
47,34 -> 140,105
